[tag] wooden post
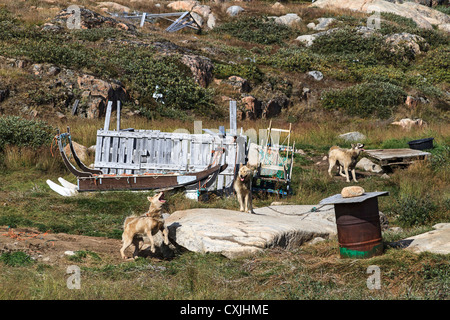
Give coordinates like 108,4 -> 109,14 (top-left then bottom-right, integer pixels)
229,100 -> 237,136
140,12 -> 147,28
104,100 -> 113,131
116,100 -> 121,131
71,99 -> 79,116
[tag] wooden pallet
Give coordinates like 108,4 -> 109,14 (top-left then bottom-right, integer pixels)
365,148 -> 431,167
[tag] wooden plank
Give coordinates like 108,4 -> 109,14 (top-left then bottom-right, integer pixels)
116,100 -> 121,131
104,101 -> 113,131
110,136 -> 119,174
71,99 -> 79,116
125,137 -> 134,174
229,101 -> 237,135
319,192 -> 389,205
104,135 -> 111,163
172,139 -> 181,166
140,12 -> 147,27
94,133 -> 103,165
95,162 -> 140,170
181,138 -> 189,170
365,149 -> 431,160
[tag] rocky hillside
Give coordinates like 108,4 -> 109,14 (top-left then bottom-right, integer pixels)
0,0 -> 448,123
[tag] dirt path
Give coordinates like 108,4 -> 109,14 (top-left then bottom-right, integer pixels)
0,226 -> 124,265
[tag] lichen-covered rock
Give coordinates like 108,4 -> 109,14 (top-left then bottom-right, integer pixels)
166,206 -> 337,258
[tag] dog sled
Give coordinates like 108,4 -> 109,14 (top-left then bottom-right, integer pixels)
47,128 -> 227,196
252,121 -> 295,196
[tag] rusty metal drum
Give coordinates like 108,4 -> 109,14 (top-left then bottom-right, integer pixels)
334,197 -> 383,258
320,191 -> 388,259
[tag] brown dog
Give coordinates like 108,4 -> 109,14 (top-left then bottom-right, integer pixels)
234,164 -> 255,213
328,143 -> 365,183
120,192 -> 169,260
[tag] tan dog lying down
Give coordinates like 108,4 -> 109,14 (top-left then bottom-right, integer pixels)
391,118 -> 427,130
328,143 -> 365,183
120,192 -> 169,259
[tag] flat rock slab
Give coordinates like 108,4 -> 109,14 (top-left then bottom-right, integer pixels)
392,223 -> 450,255
165,205 -> 337,258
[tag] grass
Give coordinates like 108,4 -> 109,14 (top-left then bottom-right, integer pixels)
0,245 -> 448,300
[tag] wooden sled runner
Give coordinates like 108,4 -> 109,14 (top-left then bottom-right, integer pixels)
51,128 -> 227,193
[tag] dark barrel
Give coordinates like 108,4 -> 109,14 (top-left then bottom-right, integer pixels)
334,197 -> 383,259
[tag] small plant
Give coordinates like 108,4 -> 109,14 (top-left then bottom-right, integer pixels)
214,62 -> 264,83
257,48 -> 316,73
321,81 -> 406,118
0,251 -> 33,267
419,45 -> 450,84
214,16 -> 293,45
67,250 -> 101,263
391,195 -> 437,227
0,116 -> 55,151
381,138 -> 411,149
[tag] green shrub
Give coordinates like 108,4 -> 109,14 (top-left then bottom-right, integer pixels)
392,195 -> 436,227
419,45 -> 450,84
311,28 -> 366,55
435,5 -> 450,15
429,144 -> 450,171
0,251 -> 33,267
214,62 -> 264,83
381,138 -> 411,149
381,12 -> 417,29
310,27 -> 396,63
321,82 -> 406,118
257,48 -> 316,72
71,28 -> 122,42
214,16 -> 293,45
0,116 -> 55,151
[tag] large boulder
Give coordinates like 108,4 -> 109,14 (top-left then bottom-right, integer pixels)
338,131 -> 367,142
295,28 -> 339,46
271,13 -> 302,26
226,6 -> 244,17
167,0 -> 199,12
262,95 -> 289,119
64,141 -> 88,162
165,205 -> 337,258
96,2 -> 130,13
241,95 -> 262,120
45,7 -> 136,31
226,76 -> 251,93
77,74 -> 128,118
180,55 -> 214,88
385,32 -> 429,57
307,17 -> 336,31
390,223 -> 450,255
311,0 -> 450,31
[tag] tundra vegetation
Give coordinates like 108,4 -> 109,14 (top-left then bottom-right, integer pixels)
0,0 -> 448,300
